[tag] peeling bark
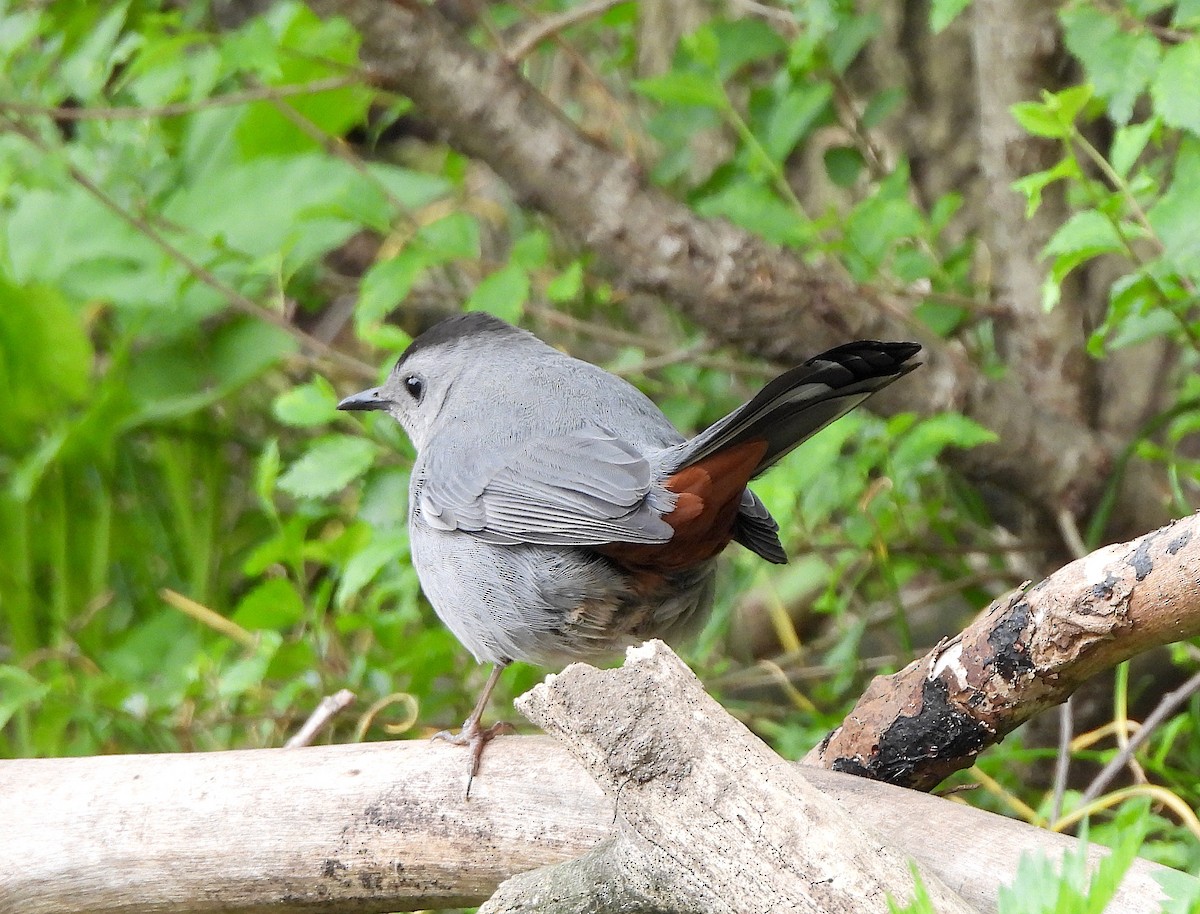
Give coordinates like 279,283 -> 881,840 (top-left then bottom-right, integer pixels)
806,513 -> 1200,788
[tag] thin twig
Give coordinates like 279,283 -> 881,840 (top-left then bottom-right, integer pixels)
528,305 -> 778,378
612,341 -> 714,376
1056,508 -> 1089,560
285,689 -> 357,748
1079,669 -> 1200,805
1050,509 -> 1085,822
506,0 -> 630,61
0,76 -> 368,121
1050,696 -> 1074,824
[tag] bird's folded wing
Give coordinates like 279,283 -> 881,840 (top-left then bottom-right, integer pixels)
418,428 -> 675,546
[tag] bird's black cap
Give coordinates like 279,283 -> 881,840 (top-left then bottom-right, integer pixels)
394,312 -> 520,371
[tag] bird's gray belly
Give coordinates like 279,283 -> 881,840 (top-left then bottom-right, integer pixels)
409,522 -> 716,666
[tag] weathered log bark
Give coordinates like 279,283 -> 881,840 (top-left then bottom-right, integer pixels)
807,513 -> 1200,787
308,0 -> 1172,540
0,696 -> 1182,914
484,641 -> 979,914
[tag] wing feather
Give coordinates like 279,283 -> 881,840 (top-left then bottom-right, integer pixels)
418,427 -> 674,546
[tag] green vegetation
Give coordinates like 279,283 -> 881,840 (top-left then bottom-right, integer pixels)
2,0 -> 1199,906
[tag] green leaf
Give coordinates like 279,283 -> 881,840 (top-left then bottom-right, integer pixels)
216,633 -> 281,699
232,5 -> 370,157
1011,101 -> 1066,139
1156,868 -> 1200,914
1044,209 -> 1125,260
824,146 -> 864,187
1176,0 -> 1200,26
710,19 -> 786,78
357,250 -> 427,326
1053,84 -> 1096,124
466,262 -> 529,323
1152,41 -> 1200,135
892,414 -> 997,471
930,0 -> 972,33
365,164 -> 452,210
633,71 -> 726,109
278,435 -> 377,499
1012,86 -> 1093,139
695,182 -> 811,246
861,87 -> 904,130
1106,301 -> 1178,351
417,211 -> 480,263
336,528 -> 409,607
0,666 -> 49,730
164,154 -> 363,262
763,84 -> 833,163
827,10 -> 879,73
273,379 -> 340,427
546,261 -> 584,303
1147,138 -> 1200,274
1061,6 -> 1160,125
914,300 -> 967,337
511,230 -> 550,270
1109,117 -> 1158,178
1012,158 -> 1081,217
681,25 -> 719,68
255,438 -> 281,511
210,319 -> 299,394
0,278 -> 93,451
232,578 -> 306,631
59,3 -> 131,99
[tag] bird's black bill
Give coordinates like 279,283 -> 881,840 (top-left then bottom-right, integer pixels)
337,387 -> 389,411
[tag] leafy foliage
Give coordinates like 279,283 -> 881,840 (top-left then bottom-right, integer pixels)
0,0 -> 1198,901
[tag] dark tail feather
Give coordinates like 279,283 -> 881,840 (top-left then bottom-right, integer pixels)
672,340 -> 921,479
674,340 -> 920,564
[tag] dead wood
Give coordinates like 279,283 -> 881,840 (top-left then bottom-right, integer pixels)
807,513 -> 1200,788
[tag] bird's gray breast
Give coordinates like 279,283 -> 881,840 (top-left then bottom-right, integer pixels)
404,346 -> 709,665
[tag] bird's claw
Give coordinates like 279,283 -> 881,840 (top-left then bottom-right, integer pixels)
432,719 -> 515,797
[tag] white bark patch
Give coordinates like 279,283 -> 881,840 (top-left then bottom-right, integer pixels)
929,641 -> 967,689
1081,542 -> 1126,586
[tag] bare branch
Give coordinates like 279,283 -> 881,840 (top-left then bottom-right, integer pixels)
806,513 -> 1200,789
285,689 -> 357,748
505,0 -> 630,61
1080,668 -> 1200,805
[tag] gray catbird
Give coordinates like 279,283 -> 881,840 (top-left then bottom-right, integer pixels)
338,312 -> 919,782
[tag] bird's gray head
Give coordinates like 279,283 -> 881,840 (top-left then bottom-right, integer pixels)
336,312 -> 532,450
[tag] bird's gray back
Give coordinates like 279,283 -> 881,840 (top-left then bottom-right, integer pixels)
418,340 -> 685,485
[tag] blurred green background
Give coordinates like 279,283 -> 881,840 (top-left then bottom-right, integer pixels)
2,0 -> 1200,887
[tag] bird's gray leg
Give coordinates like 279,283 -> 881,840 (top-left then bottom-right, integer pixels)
433,661 -> 514,796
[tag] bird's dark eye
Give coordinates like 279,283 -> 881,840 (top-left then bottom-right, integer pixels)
404,375 -> 425,401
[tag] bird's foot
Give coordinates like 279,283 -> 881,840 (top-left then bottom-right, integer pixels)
432,719 -> 515,797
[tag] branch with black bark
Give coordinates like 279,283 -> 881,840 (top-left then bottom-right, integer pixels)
807,512 -> 1200,788
309,0 -> 1170,540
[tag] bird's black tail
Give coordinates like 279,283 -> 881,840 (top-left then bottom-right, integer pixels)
668,340 -> 921,564
671,340 -> 922,479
